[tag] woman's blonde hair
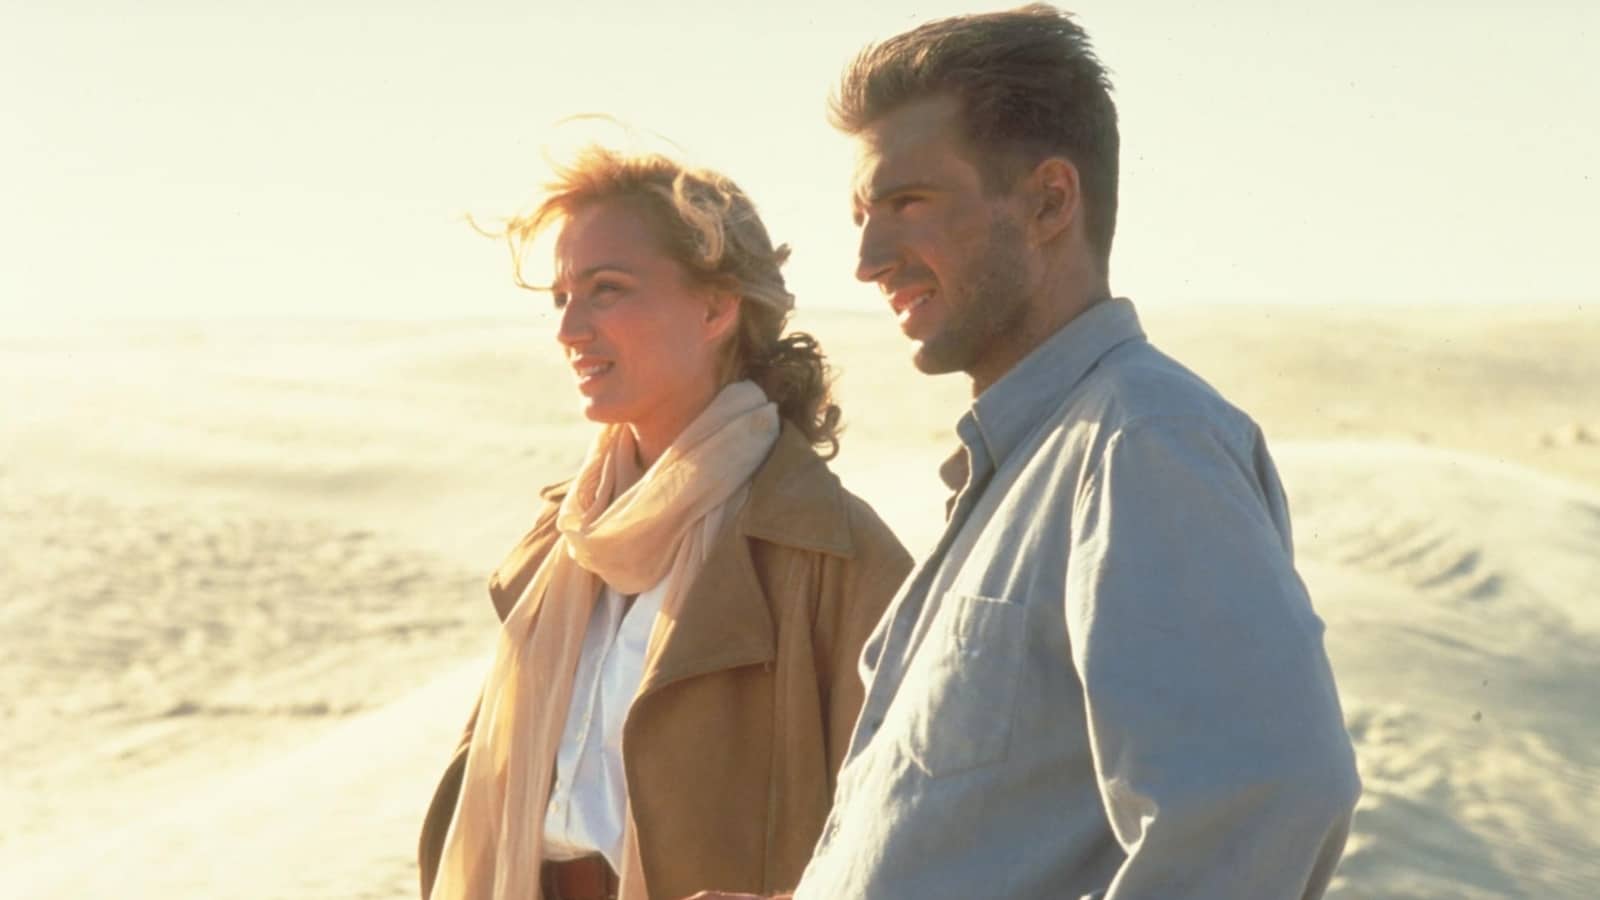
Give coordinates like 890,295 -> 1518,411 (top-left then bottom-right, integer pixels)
498,145 -> 842,457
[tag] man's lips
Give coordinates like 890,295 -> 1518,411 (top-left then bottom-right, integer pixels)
889,288 -> 935,318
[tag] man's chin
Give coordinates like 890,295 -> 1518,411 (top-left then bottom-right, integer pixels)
910,340 -> 968,377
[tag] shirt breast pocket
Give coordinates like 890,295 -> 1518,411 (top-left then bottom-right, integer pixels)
898,592 -> 1027,777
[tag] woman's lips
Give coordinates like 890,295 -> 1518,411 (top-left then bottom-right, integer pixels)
572,360 -> 613,385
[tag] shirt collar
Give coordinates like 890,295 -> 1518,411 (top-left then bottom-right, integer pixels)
955,296 -> 1146,480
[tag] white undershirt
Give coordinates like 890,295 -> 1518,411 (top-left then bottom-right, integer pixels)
541,575 -> 668,868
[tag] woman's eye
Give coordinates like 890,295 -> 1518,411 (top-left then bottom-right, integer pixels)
589,281 -> 626,306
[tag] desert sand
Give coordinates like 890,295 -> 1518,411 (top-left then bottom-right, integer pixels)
3,302 -> 1597,898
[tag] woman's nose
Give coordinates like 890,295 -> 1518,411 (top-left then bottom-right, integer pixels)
555,297 -> 593,347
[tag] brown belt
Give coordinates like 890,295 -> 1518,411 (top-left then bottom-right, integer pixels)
541,855 -> 619,900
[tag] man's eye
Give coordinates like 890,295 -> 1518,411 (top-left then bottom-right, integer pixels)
551,292 -> 569,310
890,195 -> 923,213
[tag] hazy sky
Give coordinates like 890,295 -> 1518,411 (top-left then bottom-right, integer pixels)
4,0 -> 1597,321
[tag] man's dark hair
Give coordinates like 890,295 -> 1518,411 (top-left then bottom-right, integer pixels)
830,4 -> 1120,272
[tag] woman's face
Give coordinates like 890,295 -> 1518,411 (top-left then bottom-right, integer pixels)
551,197 -> 737,461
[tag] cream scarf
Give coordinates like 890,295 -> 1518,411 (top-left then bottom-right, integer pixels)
429,381 -> 780,900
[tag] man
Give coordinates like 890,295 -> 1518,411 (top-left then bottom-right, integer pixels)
692,5 -> 1360,899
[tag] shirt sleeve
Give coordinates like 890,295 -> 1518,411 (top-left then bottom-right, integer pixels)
1064,415 -> 1361,899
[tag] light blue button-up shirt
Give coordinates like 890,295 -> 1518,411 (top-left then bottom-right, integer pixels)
794,298 -> 1360,900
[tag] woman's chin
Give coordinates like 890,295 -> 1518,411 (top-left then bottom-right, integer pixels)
576,396 -> 630,427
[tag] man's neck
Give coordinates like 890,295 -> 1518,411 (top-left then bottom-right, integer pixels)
968,279 -> 1112,397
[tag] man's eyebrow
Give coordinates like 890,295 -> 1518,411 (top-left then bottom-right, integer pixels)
861,180 -> 940,205
852,180 -> 942,223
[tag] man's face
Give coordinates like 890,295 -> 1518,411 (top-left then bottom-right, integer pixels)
851,96 -> 1033,382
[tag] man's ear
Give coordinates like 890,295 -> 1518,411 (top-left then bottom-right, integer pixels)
1025,157 -> 1081,247
703,289 -> 742,343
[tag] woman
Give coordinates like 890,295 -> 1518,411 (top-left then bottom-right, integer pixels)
418,146 -> 911,900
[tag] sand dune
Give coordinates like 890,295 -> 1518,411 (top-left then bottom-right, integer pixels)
1278,443 -> 1600,898
4,657 -> 488,900
3,305 -> 1597,897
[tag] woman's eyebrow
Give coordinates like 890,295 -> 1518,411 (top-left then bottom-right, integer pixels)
551,262 -> 639,289
578,262 -> 637,278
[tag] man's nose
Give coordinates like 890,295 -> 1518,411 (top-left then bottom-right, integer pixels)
855,218 -> 898,285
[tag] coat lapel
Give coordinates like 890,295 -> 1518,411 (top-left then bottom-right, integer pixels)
634,518 -> 776,697
487,480 -> 570,622
491,425 -> 856,698
634,423 -> 856,699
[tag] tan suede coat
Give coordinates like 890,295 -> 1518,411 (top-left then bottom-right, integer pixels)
417,424 -> 911,899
